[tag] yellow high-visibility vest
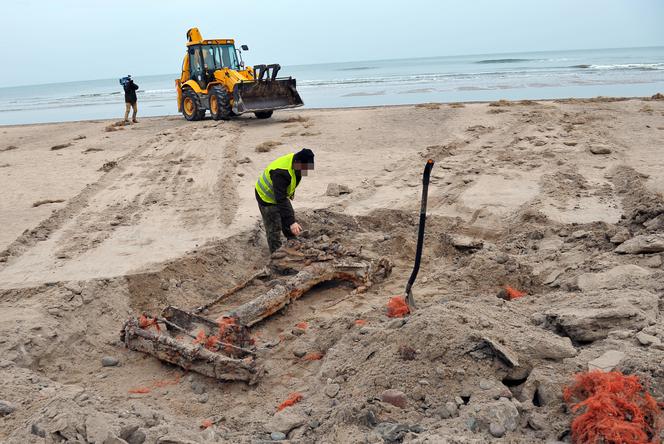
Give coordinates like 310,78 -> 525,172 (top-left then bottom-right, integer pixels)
255,153 -> 297,204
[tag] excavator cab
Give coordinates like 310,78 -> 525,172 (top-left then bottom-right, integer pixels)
176,28 -> 303,121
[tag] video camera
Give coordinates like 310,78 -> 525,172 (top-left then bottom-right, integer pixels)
119,75 -> 132,87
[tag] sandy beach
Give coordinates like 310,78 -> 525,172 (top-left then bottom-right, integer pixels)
1,97 -> 664,442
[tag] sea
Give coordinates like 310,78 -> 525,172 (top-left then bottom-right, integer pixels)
1,46 -> 663,125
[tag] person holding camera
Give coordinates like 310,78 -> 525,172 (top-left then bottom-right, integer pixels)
122,75 -> 139,123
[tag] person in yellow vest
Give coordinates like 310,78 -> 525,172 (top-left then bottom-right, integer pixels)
255,148 -> 315,253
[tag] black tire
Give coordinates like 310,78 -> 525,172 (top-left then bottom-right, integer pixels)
209,85 -> 232,121
182,88 -> 205,121
254,110 -> 274,119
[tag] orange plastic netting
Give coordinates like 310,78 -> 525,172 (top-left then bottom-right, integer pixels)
303,352 -> 324,361
504,286 -> 526,300
128,387 -> 151,394
138,314 -> 161,332
277,392 -> 303,411
192,316 -> 254,357
128,372 -> 182,394
386,296 -> 410,318
295,322 -> 309,330
354,319 -> 367,326
563,371 -> 663,444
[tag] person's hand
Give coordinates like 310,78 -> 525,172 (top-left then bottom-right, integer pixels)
290,223 -> 302,236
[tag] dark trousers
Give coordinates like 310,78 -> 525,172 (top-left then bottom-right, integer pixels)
258,203 -> 293,253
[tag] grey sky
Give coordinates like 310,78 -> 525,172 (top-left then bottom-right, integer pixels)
1,0 -> 663,86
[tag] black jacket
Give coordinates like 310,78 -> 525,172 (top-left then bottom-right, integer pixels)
124,80 -> 139,103
256,169 -> 302,228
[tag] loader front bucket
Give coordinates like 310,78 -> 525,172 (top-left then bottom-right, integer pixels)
233,78 -> 304,114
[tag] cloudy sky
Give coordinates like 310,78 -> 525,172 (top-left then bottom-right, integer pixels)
1,0 -> 663,86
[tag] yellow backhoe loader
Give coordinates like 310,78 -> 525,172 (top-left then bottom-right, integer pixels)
175,28 -> 303,121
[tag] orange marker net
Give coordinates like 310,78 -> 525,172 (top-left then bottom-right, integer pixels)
505,286 -> 526,300
303,352 -> 323,361
563,371 -> 663,444
138,314 -> 161,332
128,387 -> 151,394
128,372 -> 182,394
278,392 -> 303,411
200,419 -> 213,429
354,319 -> 367,326
193,316 -> 255,356
295,322 -> 309,330
386,296 -> 410,318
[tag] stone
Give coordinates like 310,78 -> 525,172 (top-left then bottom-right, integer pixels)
479,336 -> 520,367
237,157 -> 252,164
101,356 -> 119,367
526,334 -> 577,360
445,401 -> 459,418
374,422 -> 410,443
387,319 -> 406,329
520,368 -> 563,407
489,422 -> 506,438
105,437 -> 129,444
64,282 -> 82,294
589,145 -> 612,154
472,398 -> 519,433
542,289 -> 658,342
31,422 -> 46,437
636,332 -> 661,346
479,379 -> 494,390
85,413 -> 114,443
293,349 -> 307,358
324,383 -> 340,398
198,393 -> 209,403
448,234 -> 483,251
270,431 -> 287,441
325,183 -> 351,197
381,389 -> 408,408
267,410 -> 306,434
571,230 -> 589,239
610,228 -> 631,244
588,350 -> 625,372
191,381 -> 206,395
615,234 -> 664,254
527,413 -> 547,431
0,400 -> 16,416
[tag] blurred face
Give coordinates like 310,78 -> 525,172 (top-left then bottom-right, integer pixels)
294,162 -> 314,176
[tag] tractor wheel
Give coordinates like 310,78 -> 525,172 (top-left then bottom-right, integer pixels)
182,88 -> 205,121
209,85 -> 232,121
254,110 -> 273,119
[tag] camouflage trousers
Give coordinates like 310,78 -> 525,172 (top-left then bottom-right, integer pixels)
258,204 -> 294,253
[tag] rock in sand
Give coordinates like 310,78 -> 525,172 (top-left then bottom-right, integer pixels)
0,400 -> 16,416
101,356 -> 119,367
614,234 -> 664,254
325,183 -> 351,197
380,389 -> 408,408
588,350 -> 625,372
589,145 -> 611,154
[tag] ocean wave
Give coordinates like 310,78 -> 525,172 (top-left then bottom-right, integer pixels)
475,58 -> 535,64
570,63 -> 664,71
337,66 -> 375,71
141,88 -> 176,95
